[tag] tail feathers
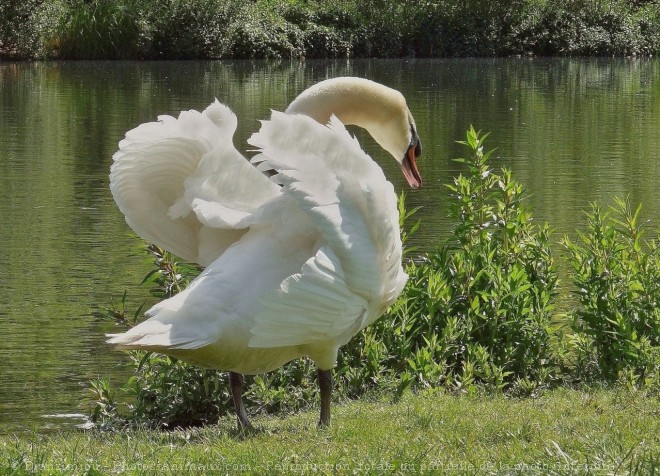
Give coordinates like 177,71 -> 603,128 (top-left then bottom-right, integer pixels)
106,319 -> 209,351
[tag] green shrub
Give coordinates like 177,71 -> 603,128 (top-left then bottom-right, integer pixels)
228,2 -> 304,59
516,0 -> 660,56
91,352 -> 231,430
8,0 -> 660,59
427,0 -> 527,57
0,1 -> 37,57
94,244 -> 226,429
0,0 -> 61,59
53,0 -> 149,59
123,353 -> 230,428
146,0 -> 240,59
352,0 -> 406,57
563,198 -> 660,385
357,127 -> 561,396
276,1 -> 355,58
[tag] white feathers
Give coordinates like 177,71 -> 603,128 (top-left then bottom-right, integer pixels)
249,246 -> 369,348
110,100 -> 279,266
107,83 -> 410,374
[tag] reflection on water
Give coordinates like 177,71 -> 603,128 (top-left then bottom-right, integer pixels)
0,58 -> 658,433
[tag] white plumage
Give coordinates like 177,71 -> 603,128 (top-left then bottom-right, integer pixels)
107,77 -> 422,427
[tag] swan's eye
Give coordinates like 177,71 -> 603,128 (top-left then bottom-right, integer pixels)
414,136 -> 422,158
410,125 -> 422,158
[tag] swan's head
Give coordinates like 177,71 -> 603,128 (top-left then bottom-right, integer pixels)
286,77 -> 423,188
370,106 -> 423,189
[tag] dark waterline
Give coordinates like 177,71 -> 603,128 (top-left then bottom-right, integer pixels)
0,58 -> 658,433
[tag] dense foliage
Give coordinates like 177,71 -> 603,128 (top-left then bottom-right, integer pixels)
564,199 -> 660,385
93,128 -> 659,429
2,0 -> 659,60
378,128 -> 561,395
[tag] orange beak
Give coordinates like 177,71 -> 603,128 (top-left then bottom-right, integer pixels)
401,145 -> 422,189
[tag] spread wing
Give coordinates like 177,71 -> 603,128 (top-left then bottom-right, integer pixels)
110,100 -> 281,266
248,113 -> 408,348
109,108 -> 408,356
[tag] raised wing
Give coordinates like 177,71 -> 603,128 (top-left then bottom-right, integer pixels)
249,112 -> 407,303
247,113 -> 408,347
110,100 -> 281,266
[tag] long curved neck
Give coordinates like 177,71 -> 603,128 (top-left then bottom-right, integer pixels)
285,77 -> 411,160
286,77 -> 402,126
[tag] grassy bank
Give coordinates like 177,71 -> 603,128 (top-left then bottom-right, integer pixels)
2,388 -> 659,475
2,0 -> 659,60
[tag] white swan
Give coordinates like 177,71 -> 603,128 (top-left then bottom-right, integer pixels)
107,77 -> 422,428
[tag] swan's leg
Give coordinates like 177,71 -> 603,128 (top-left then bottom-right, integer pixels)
229,371 -> 252,430
318,369 -> 332,428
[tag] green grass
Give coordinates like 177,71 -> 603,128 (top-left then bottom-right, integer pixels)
2,388 -> 658,475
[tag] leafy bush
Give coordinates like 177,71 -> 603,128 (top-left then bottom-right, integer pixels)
353,127 -> 562,396
563,198 -> 660,385
0,1 -> 37,57
97,243 -> 324,428
9,0 -> 660,59
123,353 -> 230,428
274,1 -> 355,58
53,0 -> 149,59
95,244 -> 228,429
515,0 -> 660,56
0,0 -> 61,59
145,0 -> 240,59
227,2 -> 305,59
417,0 -> 527,57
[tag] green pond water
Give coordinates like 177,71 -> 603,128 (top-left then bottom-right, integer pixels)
0,58 -> 658,433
